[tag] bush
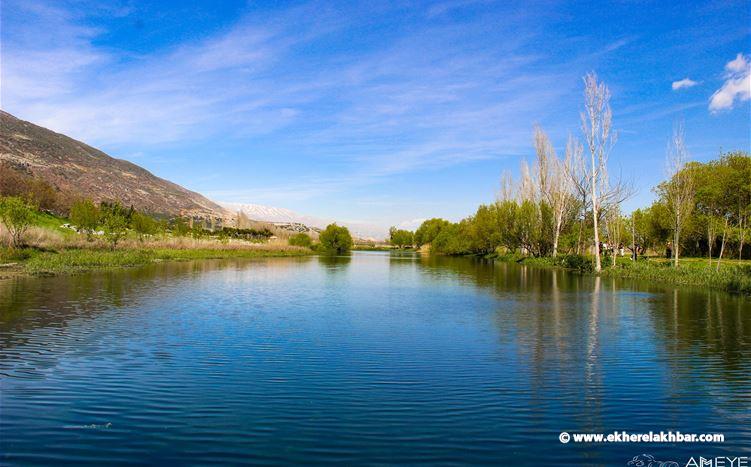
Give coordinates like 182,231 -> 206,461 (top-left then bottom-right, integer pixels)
318,224 -> 353,254
556,254 -> 594,273
131,211 -> 159,240
0,196 -> 36,248
288,233 -> 312,248
70,199 -> 100,240
100,202 -> 130,250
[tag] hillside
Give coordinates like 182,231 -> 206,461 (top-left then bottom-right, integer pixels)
220,202 -> 386,240
0,110 -> 226,218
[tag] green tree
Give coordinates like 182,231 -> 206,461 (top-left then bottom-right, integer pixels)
318,223 -> 353,254
131,211 -> 158,241
289,232 -> 312,248
689,151 -> 751,264
172,217 -> 191,237
513,200 -> 553,257
70,199 -> 100,241
0,196 -> 35,248
100,202 -> 130,250
468,204 -> 502,255
496,200 -> 519,253
389,227 -> 414,248
431,220 -> 472,255
414,218 -> 450,247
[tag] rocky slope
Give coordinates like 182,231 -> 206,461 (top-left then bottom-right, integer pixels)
0,110 -> 226,218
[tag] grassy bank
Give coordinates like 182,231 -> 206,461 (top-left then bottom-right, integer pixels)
352,245 -> 419,252
352,245 -> 394,251
1,246 -> 311,276
0,209 -> 317,276
492,253 -> 751,294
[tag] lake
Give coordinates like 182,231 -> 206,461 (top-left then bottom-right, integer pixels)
1,251 -> 750,465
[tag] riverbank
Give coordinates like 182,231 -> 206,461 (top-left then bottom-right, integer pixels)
0,245 -> 311,276
492,253 -> 751,294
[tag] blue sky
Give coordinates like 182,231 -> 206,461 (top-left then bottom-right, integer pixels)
2,0 -> 749,231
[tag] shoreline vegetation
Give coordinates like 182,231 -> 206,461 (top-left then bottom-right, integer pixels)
0,203 -> 356,277
1,246 -> 311,277
488,253 -> 751,295
0,208 -> 748,294
2,75 -> 749,294
379,75 -> 750,295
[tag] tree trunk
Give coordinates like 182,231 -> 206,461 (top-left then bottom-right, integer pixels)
716,217 -> 728,272
631,212 -> 637,261
739,215 -> 746,261
591,168 -> 601,272
553,217 -> 562,257
673,224 -> 680,268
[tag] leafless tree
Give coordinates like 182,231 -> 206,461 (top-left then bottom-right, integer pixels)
236,210 -> 251,229
564,135 -> 589,254
519,159 -> 537,203
498,170 -> 516,202
534,125 -> 575,257
580,72 -> 620,272
662,123 -> 695,267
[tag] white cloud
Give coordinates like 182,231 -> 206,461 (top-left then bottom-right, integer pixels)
726,53 -> 748,73
709,53 -> 751,112
1,0 -> 631,231
671,78 -> 698,90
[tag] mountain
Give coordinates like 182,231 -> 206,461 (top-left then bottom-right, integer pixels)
0,110 -> 225,218
220,202 -> 327,227
0,110 -> 388,239
220,202 -> 387,240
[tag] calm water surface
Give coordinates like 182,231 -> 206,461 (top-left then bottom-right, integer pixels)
1,252 -> 750,465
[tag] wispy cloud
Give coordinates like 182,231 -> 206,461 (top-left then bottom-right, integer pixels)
1,1 -> 580,165
671,78 -> 698,90
7,0 -> 732,230
709,53 -> 750,112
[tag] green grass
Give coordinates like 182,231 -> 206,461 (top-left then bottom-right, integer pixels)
493,253 -> 751,294
32,211 -> 69,230
599,257 -> 751,294
15,247 -> 310,275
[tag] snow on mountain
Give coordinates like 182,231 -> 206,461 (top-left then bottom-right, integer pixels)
218,202 -> 387,241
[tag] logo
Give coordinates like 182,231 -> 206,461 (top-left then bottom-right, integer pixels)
627,455 -> 750,467
627,454 -> 679,467
686,457 -> 749,467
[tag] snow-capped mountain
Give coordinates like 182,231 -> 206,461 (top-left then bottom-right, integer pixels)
218,202 -> 386,240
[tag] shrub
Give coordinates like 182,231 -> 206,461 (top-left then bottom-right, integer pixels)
131,211 -> 159,241
288,233 -> 312,248
0,196 -> 36,248
100,202 -> 130,250
70,199 -> 100,240
318,224 -> 353,254
556,254 -> 594,273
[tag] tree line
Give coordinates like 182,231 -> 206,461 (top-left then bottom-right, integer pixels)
388,73 -> 750,269
0,196 -> 276,250
1,193 -> 357,257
